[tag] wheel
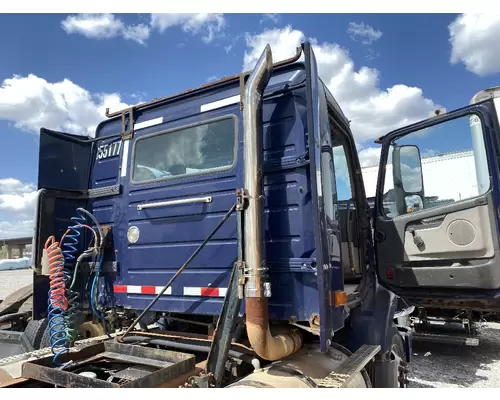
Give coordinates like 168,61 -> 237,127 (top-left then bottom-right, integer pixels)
389,326 -> 409,388
39,320 -> 107,349
24,318 -> 48,350
79,321 -> 106,338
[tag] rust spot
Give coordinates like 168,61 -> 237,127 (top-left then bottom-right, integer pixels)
328,291 -> 334,307
207,324 -> 216,340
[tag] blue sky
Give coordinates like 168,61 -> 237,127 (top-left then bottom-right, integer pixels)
1,12 -> 500,239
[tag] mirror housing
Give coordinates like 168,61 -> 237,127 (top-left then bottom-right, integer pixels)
392,144 -> 425,215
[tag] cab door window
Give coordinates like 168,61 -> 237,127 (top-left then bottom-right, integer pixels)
381,114 -> 490,218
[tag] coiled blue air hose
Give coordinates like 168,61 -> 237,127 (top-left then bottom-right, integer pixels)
61,210 -> 87,341
46,206 -> 106,365
47,209 -> 90,366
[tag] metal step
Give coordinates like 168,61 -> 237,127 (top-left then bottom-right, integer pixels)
318,344 -> 381,388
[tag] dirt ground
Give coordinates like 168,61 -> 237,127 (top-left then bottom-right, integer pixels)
1,269 -> 500,388
0,269 -> 32,301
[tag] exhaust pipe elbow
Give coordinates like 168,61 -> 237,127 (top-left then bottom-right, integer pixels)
246,298 -> 302,361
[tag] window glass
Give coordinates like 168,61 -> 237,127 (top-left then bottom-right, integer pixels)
332,144 -> 353,202
132,117 -> 236,183
321,146 -> 337,222
381,114 -> 490,218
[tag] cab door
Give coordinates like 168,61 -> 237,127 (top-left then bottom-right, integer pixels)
374,99 -> 500,306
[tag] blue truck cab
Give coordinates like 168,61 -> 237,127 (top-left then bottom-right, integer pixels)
25,41 -> 500,388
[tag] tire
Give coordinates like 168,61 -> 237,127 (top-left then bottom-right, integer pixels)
40,325 -> 51,349
24,318 -> 48,350
390,326 -> 408,388
331,342 -> 372,387
390,327 -> 405,358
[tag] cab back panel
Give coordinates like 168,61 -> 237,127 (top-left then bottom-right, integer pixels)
90,66 -> 320,321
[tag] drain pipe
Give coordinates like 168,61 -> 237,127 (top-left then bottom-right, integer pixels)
242,44 -> 302,361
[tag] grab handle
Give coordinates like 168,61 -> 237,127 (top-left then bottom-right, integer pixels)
137,196 -> 212,211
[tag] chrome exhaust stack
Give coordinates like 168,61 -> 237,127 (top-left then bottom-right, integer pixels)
242,44 -> 302,361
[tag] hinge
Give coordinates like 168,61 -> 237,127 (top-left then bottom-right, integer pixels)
236,260 -> 246,300
235,188 -> 248,210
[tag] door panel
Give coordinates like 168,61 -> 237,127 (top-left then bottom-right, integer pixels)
377,193 -> 500,289
303,42 -> 345,351
403,203 -> 494,261
34,128 -> 94,319
375,102 -> 500,298
38,128 -> 93,191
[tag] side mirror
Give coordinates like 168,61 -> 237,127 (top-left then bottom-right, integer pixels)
392,145 -> 424,215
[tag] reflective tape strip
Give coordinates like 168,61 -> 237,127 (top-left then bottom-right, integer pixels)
183,287 -> 227,297
200,95 -> 240,113
113,285 -> 172,295
113,285 -> 227,297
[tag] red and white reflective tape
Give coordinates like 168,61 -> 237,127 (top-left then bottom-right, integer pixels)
113,285 -> 227,297
113,285 -> 172,295
183,287 -> 227,297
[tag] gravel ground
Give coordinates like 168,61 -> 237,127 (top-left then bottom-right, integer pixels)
1,270 -> 500,388
0,269 -> 32,301
408,321 -> 500,388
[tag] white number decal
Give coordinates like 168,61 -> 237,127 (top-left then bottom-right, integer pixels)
96,141 -> 122,161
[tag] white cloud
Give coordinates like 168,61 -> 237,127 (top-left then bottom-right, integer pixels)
0,178 -> 35,196
223,34 -> 243,54
0,220 -> 34,240
0,74 -> 131,136
449,13 -> 500,76
260,14 -> 280,24
243,26 -> 439,143
0,192 -> 37,213
365,48 -> 380,61
61,13 -> 226,45
357,146 -> 383,168
0,178 -> 36,213
347,22 -> 383,45
122,24 -> 151,45
61,13 -> 150,45
150,13 -> 226,43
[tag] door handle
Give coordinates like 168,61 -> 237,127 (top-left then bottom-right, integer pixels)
137,196 -> 212,211
408,228 -> 425,250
